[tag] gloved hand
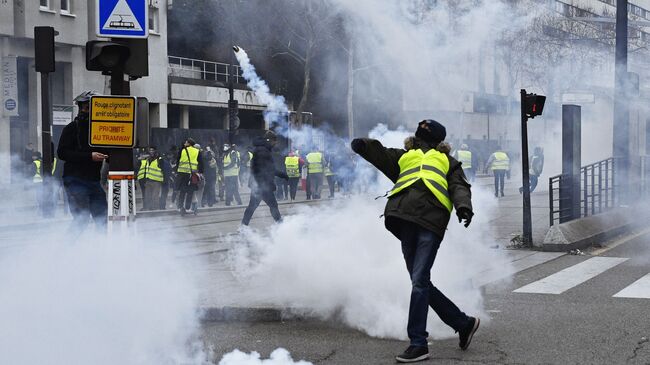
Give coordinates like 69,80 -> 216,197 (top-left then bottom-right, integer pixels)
350,139 -> 365,154
456,207 -> 473,228
277,172 -> 289,180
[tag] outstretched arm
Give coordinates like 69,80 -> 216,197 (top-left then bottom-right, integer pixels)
351,138 -> 404,182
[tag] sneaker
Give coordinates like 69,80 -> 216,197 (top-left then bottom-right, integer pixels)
500,192 -> 504,197
395,346 -> 429,363
458,317 -> 480,351
180,208 -> 186,216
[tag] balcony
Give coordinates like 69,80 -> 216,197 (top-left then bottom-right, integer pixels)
168,56 -> 245,85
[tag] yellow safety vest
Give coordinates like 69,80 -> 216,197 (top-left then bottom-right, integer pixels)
389,149 -> 452,212
223,151 -> 241,177
137,159 -> 164,182
178,146 -> 199,174
491,151 -> 510,171
306,152 -> 323,173
285,156 -> 300,178
33,160 -> 42,183
246,151 -> 253,168
457,150 -> 472,169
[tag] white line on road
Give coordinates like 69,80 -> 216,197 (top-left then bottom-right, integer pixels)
613,273 -> 650,299
513,257 -> 629,294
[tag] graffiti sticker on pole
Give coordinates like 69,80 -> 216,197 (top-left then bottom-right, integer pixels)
89,95 -> 136,148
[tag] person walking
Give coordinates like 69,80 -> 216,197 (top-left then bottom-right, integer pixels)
306,148 -> 324,200
159,152 -> 173,210
487,146 -> 510,197
241,131 -> 288,226
57,90 -> 109,235
351,119 -> 479,363
136,146 -> 165,211
274,147 -> 289,201
202,148 -> 218,207
176,138 -> 203,215
223,144 -> 243,206
520,147 -> 544,194
324,151 -> 337,198
284,151 -> 303,201
453,143 -> 475,182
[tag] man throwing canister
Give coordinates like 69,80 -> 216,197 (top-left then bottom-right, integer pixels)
351,119 -> 479,363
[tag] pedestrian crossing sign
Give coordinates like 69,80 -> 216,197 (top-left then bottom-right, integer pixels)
96,0 -> 148,38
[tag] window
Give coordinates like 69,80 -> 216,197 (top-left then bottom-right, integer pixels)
148,6 -> 159,33
40,0 -> 50,9
61,0 -> 71,13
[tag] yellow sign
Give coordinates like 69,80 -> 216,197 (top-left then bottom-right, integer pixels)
89,96 -> 136,147
90,122 -> 134,146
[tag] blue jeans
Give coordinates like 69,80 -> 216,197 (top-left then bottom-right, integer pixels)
399,221 -> 470,347
63,176 -> 107,236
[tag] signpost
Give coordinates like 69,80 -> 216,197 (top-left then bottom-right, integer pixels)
96,0 -> 148,38
89,95 -> 137,231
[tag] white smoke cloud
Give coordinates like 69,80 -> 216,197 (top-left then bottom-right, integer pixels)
219,348 -> 311,365
0,217 -> 209,364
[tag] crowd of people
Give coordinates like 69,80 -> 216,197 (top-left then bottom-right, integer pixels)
133,135 -> 361,215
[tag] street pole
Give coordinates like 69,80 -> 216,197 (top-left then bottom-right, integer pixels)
107,67 -> 135,232
613,0 -> 629,205
227,0 -> 238,144
40,71 -> 54,217
520,89 -> 532,245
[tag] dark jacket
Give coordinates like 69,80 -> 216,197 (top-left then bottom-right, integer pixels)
353,138 -> 473,239
57,116 -> 109,181
249,137 -> 288,192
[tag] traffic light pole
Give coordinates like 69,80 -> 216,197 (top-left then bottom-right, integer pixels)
39,71 -> 54,217
520,89 -> 533,245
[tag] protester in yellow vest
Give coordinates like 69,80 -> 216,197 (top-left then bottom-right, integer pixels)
176,138 -> 203,215
284,151 -> 303,201
453,144 -> 475,182
223,144 -> 242,206
351,119 -> 478,363
137,146 -> 165,211
305,148 -> 324,199
487,146 -> 510,197
324,152 -> 337,198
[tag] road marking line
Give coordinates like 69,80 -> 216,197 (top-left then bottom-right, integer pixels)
613,273 -> 650,299
513,257 -> 629,294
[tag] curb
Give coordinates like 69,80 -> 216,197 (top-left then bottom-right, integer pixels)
199,306 -> 313,322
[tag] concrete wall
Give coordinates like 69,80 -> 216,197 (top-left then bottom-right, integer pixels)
0,1 -> 14,36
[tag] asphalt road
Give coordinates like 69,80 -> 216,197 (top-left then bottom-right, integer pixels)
202,231 -> 650,364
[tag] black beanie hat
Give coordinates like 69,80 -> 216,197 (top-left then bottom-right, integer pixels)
415,119 -> 446,145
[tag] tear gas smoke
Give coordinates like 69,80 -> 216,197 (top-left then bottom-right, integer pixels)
219,348 -> 312,365
228,126 -> 514,340
233,46 -> 289,132
0,184 -> 209,365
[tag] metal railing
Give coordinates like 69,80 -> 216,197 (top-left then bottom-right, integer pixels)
168,56 -> 244,84
549,158 -> 618,226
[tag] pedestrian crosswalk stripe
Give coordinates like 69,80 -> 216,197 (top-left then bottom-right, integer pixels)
513,257 -> 629,294
613,273 -> 650,299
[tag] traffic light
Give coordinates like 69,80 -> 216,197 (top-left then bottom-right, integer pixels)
34,26 -> 57,73
86,40 -> 130,72
523,93 -> 546,119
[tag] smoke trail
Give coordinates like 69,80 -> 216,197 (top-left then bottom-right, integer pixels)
233,47 -> 289,132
